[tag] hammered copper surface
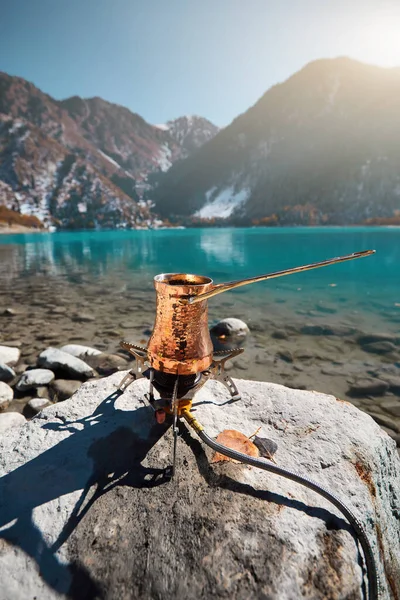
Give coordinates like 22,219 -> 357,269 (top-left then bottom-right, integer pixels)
147,274 -> 214,375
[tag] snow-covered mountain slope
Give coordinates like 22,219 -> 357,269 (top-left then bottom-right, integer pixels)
0,72 -> 218,228
0,114 -> 155,229
153,58 -> 400,225
159,115 -> 219,157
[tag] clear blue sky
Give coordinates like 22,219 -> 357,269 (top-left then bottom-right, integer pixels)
1,0 -> 400,126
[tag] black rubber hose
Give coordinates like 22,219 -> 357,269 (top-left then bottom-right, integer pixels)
198,429 -> 379,600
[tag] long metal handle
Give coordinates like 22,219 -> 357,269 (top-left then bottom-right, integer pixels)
185,249 -> 375,305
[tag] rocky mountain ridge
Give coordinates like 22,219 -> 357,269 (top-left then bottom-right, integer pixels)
0,71 -> 218,228
153,57 -> 400,226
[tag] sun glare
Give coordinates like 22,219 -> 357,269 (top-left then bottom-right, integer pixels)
355,6 -> 400,67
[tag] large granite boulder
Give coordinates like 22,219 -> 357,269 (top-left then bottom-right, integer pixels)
0,372 -> 399,600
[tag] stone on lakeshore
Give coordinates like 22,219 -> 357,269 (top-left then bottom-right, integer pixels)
0,381 -> 13,410
71,313 -> 96,323
16,369 -> 55,392
26,398 -> 51,415
0,363 -> 16,383
381,400 -> 400,418
210,317 -> 250,351
271,329 -> 288,340
60,344 -> 102,359
50,379 -> 82,402
2,307 -> 18,316
276,349 -> 293,363
36,386 -> 50,399
347,378 -> 389,397
13,363 -> 29,375
0,345 -> 20,366
0,374 -> 398,599
38,348 -> 94,379
2,340 -> 23,348
0,411 -> 26,433
301,324 -> 355,337
369,412 -> 400,433
357,333 -> 399,346
315,303 -> 337,314
362,341 -> 397,355
382,376 -> 400,396
49,306 -> 68,314
85,352 -> 129,376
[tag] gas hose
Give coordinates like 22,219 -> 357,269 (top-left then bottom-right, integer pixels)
182,409 -> 379,600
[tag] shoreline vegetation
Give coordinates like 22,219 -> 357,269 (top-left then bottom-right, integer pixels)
0,206 -> 45,234
2,205 -> 400,234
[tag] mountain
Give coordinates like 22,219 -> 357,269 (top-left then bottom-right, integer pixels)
153,58 -> 400,226
155,115 -> 219,157
0,72 -> 218,228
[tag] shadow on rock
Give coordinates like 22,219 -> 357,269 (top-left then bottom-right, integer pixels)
0,390 -> 171,599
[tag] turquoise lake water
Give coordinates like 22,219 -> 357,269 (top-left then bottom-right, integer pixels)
1,227 -> 399,314
1,226 -> 399,409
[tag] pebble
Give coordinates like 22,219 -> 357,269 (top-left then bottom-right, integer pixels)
0,381 -> 13,409
301,324 -> 355,337
0,345 -> 21,366
0,412 -> 26,433
26,398 -> 51,415
0,363 -> 16,383
271,330 -> 288,340
2,307 -> 18,316
60,344 -> 102,359
16,368 -> 55,391
383,376 -> 400,396
315,303 -> 337,314
347,378 -> 389,397
13,362 -> 29,375
50,379 -> 82,402
86,353 -> 129,376
36,386 -> 50,399
362,341 -> 397,355
369,412 -> 400,433
210,318 -> 250,351
38,347 -> 94,379
380,400 -> 400,418
276,350 -> 293,363
50,306 -> 68,314
357,333 -> 399,346
72,313 -> 96,322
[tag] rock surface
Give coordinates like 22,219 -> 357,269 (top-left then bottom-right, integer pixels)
16,368 -> 55,391
38,347 -> 94,379
0,345 -> 20,366
0,373 -> 399,600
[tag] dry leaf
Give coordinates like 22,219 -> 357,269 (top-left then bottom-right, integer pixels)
211,429 -> 260,463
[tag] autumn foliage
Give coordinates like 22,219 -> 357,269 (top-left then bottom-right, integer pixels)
0,206 -> 44,229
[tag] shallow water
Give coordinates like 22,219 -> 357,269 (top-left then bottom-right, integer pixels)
0,227 -> 399,432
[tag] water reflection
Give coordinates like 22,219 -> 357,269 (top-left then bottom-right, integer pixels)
199,229 -> 246,267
